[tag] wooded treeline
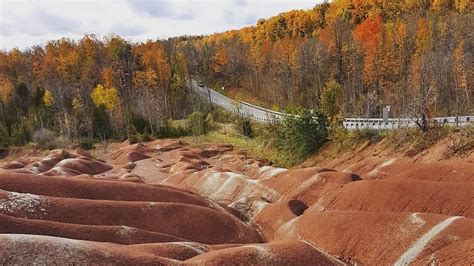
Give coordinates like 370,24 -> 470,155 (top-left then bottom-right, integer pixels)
0,36 -> 197,146
0,0 -> 472,146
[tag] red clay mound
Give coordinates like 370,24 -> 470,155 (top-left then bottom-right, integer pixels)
118,173 -> 145,183
253,200 -> 304,240
186,240 -> 344,265
0,213 -> 187,244
162,169 -> 278,205
0,234 -> 206,264
258,167 -> 343,198
109,143 -> 154,164
209,154 -> 264,178
48,157 -> 112,175
20,149 -> 113,176
375,162 -> 474,182
72,148 -> 94,158
32,149 -> 71,173
0,173 -> 217,207
415,238 -> 474,265
1,161 -> 25,169
1,139 -> 472,264
191,144 -> 234,158
316,179 -> 474,218
154,139 -> 187,152
412,216 -> 474,264
267,211 -> 474,264
281,171 -> 361,205
0,190 -> 261,244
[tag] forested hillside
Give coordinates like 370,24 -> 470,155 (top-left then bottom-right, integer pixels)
0,0 -> 472,146
181,0 -> 472,117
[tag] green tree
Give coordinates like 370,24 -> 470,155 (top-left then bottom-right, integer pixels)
321,79 -> 343,119
91,106 -> 113,140
11,118 -> 32,146
187,111 -> 207,140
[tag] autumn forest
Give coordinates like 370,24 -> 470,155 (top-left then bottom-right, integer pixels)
0,0 -> 472,147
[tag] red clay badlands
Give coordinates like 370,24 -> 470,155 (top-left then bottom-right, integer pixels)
0,140 -> 473,264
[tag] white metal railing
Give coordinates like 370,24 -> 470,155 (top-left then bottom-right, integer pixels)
190,80 -> 473,130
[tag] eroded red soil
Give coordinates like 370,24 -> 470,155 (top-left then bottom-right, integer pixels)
0,139 -> 473,264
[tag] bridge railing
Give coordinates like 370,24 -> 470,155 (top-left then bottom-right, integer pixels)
190,80 -> 473,129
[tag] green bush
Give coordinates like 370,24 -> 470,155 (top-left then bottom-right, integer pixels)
11,121 -> 31,146
127,125 -> 139,144
205,113 -> 219,131
353,128 -> 385,144
0,123 -> 9,148
129,131 -> 153,144
128,133 -> 139,144
209,107 -> 234,123
187,112 -> 207,137
92,106 -> 113,140
156,119 -> 189,138
237,118 -> 254,138
267,110 -> 328,166
130,113 -> 149,134
79,138 -> 95,150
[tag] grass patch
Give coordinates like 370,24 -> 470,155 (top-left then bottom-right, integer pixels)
185,127 -> 286,167
444,125 -> 473,157
329,128 -> 386,157
384,126 -> 451,157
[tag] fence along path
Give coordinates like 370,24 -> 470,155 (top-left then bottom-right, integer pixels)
190,80 -> 473,130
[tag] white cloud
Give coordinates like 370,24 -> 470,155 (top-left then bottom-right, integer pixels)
0,0 -> 320,50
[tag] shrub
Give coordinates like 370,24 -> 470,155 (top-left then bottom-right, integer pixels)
268,110 -> 328,166
79,138 -> 95,150
129,131 -> 153,144
156,119 -> 189,138
209,107 -> 234,123
128,133 -> 139,144
205,113 -> 219,131
353,128 -> 384,144
237,118 -> 254,138
130,113 -> 149,134
141,131 -> 152,142
411,125 -> 449,153
384,126 -> 450,156
0,123 -> 9,148
92,106 -> 113,140
54,136 -> 71,149
10,121 -> 31,146
187,112 -> 207,137
445,125 -> 473,157
32,128 -> 56,149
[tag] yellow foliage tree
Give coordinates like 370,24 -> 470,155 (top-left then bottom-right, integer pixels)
454,40 -> 469,106
91,84 -> 119,112
43,89 -> 55,108
211,48 -> 228,75
454,0 -> 470,12
432,0 -> 454,11
0,76 -> 13,104
72,97 -> 83,113
415,18 -> 430,55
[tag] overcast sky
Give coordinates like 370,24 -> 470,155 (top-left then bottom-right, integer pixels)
0,0 -> 320,51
